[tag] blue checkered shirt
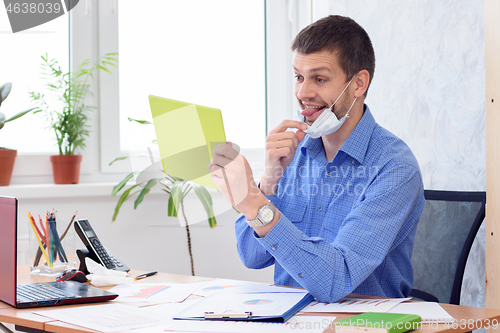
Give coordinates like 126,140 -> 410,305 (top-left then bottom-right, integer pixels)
235,105 -> 425,303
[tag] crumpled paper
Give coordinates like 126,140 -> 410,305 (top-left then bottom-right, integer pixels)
85,257 -> 134,287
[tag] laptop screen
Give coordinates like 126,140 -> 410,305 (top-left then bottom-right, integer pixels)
0,196 -> 17,307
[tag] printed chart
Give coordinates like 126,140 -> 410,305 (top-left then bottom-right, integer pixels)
202,285 -> 239,292
124,285 -> 171,299
109,283 -> 199,304
302,297 -> 410,313
243,299 -> 273,305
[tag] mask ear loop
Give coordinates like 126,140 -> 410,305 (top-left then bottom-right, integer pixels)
329,75 -> 357,109
344,97 -> 358,118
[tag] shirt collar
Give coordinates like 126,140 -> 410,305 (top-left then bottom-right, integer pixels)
300,104 -> 377,164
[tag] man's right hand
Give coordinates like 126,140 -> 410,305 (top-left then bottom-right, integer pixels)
260,120 -> 307,196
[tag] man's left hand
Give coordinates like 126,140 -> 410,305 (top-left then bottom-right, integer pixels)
209,142 -> 266,217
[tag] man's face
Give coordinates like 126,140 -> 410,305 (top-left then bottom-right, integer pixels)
293,50 -> 351,126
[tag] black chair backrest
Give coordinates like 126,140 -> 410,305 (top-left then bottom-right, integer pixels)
410,190 -> 485,305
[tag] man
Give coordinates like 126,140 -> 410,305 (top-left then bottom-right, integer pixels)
209,15 -> 424,303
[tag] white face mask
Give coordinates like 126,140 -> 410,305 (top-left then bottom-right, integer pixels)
297,77 -> 357,139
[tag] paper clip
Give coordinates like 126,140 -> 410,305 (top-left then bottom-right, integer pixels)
204,311 -> 252,319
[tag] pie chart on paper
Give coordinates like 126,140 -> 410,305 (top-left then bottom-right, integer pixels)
243,299 -> 273,305
202,285 -> 239,292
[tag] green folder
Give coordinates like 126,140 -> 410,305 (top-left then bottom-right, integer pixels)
148,95 -> 226,189
334,312 -> 422,333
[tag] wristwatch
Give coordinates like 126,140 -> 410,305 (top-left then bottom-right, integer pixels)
246,201 -> 276,227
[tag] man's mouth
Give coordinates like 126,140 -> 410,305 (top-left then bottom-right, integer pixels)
301,105 -> 327,118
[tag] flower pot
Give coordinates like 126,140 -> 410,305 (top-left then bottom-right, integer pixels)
50,155 -> 83,184
0,148 -> 17,186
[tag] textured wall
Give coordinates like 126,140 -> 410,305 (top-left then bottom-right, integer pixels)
318,0 -> 486,308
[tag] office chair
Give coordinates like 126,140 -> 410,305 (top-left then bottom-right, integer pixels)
410,190 -> 486,305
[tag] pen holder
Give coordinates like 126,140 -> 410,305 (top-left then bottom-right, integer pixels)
29,218 -> 78,276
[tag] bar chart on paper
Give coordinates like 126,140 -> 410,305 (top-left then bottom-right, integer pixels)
302,297 -> 411,313
109,283 -> 199,304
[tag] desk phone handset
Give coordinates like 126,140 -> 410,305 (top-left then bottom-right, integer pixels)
74,219 -> 130,273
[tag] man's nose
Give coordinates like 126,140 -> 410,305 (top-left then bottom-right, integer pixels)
296,80 -> 316,101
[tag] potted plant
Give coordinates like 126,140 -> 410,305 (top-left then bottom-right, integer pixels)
28,53 -> 118,184
110,118 -> 218,276
0,82 -> 36,186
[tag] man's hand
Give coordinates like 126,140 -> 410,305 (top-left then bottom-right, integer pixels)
209,142 -> 267,218
260,120 -> 307,196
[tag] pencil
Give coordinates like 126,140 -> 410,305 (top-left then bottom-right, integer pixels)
50,221 -> 68,263
27,211 -> 46,247
28,217 -> 51,267
60,210 -> 77,241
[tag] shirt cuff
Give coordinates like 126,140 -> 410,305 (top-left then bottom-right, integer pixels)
259,182 -> 281,210
254,212 -> 304,258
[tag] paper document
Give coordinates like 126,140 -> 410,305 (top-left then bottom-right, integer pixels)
387,302 -> 455,323
192,279 -> 305,297
108,282 -> 199,304
149,95 -> 226,189
302,297 -> 410,313
33,303 -> 167,332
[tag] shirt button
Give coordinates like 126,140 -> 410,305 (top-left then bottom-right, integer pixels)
326,171 -> 330,176
271,245 -> 277,251
318,206 -> 323,211
298,273 -> 304,278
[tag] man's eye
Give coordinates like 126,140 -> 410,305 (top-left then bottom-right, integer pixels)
294,74 -> 303,81
316,78 -> 325,83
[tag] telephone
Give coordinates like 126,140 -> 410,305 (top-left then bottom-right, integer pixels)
74,219 -> 130,274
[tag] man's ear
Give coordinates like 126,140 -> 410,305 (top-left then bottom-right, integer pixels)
353,69 -> 370,98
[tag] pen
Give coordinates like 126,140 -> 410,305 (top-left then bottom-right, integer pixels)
135,271 -> 158,280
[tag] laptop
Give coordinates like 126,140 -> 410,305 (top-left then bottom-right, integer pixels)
0,196 -> 118,308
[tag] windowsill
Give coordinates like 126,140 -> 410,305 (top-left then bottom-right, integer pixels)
0,183 -> 123,200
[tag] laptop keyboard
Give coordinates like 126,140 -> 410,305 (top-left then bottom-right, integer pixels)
17,283 -> 82,303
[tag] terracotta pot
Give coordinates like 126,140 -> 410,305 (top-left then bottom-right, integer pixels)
0,148 -> 17,186
50,155 -> 83,184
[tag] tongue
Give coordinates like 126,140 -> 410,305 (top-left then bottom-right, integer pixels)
301,107 -> 324,117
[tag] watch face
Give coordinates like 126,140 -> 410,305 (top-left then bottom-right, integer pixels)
260,207 -> 274,224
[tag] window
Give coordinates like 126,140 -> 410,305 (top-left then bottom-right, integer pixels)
117,0 -> 266,152
0,11 -> 69,154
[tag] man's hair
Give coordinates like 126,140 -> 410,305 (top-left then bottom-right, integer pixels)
291,15 -> 375,96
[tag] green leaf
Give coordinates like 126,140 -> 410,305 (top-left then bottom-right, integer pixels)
168,194 -> 177,217
112,184 -> 139,221
111,171 -> 137,196
128,117 -> 153,125
192,183 -> 217,228
109,156 -> 130,166
5,107 -> 36,122
0,82 -> 12,105
168,181 -> 184,217
134,178 -> 159,209
96,64 -> 112,75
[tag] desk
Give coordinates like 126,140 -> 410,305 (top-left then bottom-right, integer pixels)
1,267 -> 500,333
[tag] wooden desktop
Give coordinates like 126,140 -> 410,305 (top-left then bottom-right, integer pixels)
1,266 -> 499,333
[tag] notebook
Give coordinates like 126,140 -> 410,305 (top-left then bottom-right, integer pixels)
0,196 -> 118,308
148,95 -> 226,190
